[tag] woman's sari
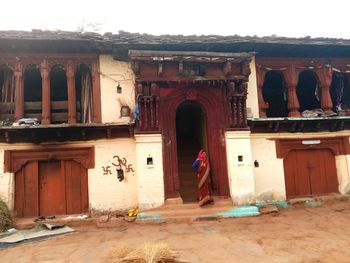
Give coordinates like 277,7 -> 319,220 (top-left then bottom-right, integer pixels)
193,150 -> 213,206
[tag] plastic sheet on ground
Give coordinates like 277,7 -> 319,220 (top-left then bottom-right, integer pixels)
0,223 -> 75,249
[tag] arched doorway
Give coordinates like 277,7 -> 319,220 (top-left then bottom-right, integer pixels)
262,70 -> 288,117
50,65 -> 68,123
297,70 -> 321,112
24,65 -> 42,120
176,102 -> 208,202
161,86 -> 229,200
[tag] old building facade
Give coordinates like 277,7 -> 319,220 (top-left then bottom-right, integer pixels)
1,31 -> 350,217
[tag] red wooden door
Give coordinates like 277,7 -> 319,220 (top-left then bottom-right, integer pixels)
64,160 -> 89,214
39,160 -> 66,216
15,159 -> 89,217
284,149 -> 338,198
15,161 -> 39,217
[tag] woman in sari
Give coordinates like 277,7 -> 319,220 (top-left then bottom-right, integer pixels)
192,150 -> 213,206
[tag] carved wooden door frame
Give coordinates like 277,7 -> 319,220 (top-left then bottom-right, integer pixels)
160,86 -> 230,199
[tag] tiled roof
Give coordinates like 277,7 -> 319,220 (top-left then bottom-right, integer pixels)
0,29 -> 349,46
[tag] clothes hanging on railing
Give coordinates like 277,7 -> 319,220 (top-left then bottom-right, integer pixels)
81,70 -> 93,123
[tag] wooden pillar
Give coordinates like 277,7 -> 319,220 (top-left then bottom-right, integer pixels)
67,61 -> 76,124
41,59 -> 51,124
255,66 -> 269,117
316,67 -> 333,112
14,62 -> 24,120
91,62 -> 101,123
283,66 -> 301,117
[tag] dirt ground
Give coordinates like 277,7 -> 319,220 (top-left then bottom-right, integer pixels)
2,200 -> 350,263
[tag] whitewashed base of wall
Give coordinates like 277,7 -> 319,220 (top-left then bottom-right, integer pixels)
225,131 -> 256,205
135,134 -> 165,210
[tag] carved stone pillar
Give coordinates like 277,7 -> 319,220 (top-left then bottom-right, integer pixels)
41,59 -> 51,124
316,67 -> 333,112
14,62 -> 24,120
67,61 -> 76,124
255,66 -> 269,118
91,62 -> 101,123
283,66 -> 301,117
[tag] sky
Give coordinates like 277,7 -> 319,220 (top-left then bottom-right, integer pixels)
1,0 -> 349,38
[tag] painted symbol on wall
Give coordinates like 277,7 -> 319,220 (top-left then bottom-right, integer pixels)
101,155 -> 135,180
112,155 -> 135,172
102,166 -> 112,175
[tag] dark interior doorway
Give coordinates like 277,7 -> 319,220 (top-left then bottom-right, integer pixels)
297,70 -> 321,112
262,70 -> 288,117
176,101 -> 208,203
50,65 -> 68,123
24,66 -> 42,119
330,72 -> 350,112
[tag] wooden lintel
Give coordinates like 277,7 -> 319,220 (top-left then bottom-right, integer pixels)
298,122 -> 304,132
267,122 -> 273,132
316,121 -> 321,130
332,121 -> 338,131
107,128 -> 112,138
5,131 -> 10,143
134,75 -> 246,83
290,122 -> 297,132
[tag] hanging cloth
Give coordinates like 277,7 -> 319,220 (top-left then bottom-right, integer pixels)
335,74 -> 345,110
1,69 -> 15,114
81,70 -> 94,123
314,83 -> 321,102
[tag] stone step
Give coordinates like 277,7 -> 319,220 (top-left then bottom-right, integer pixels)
145,197 -> 233,213
136,203 -> 236,224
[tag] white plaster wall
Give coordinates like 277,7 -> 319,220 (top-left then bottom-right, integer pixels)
135,134 -> 164,210
337,155 -> 350,194
246,56 -> 259,118
0,149 -> 14,210
225,131 -> 255,205
99,55 -> 135,123
251,137 -> 286,202
89,139 -> 137,212
0,138 -> 138,213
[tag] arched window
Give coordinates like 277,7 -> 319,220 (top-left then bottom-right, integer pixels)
0,66 -> 15,120
24,65 -> 42,119
50,65 -> 68,123
76,64 -> 93,123
262,71 -> 288,117
330,72 -> 350,112
296,70 -> 321,112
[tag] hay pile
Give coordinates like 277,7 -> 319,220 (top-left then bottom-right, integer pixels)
0,199 -> 13,232
109,242 -> 186,263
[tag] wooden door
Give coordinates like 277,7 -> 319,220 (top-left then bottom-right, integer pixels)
15,157 -> 89,217
39,160 -> 66,216
15,161 -> 39,217
284,149 -> 338,198
64,160 -> 89,214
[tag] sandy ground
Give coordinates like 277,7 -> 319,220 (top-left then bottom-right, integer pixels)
2,200 -> 350,263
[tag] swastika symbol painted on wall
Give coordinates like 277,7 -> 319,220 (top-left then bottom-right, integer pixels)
101,155 -> 135,175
